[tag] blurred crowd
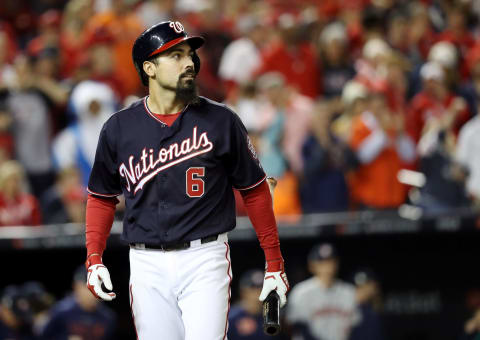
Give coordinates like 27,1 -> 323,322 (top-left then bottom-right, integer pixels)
0,266 -> 116,340
228,242 -> 480,340
0,0 -> 480,226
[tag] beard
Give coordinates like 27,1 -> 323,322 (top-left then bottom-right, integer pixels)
160,70 -> 198,104
176,72 -> 198,103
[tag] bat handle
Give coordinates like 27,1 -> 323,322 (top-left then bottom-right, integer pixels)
263,291 -> 281,336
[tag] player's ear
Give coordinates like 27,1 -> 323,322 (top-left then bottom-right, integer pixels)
143,60 -> 156,79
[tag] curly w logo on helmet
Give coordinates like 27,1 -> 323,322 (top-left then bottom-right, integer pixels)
169,21 -> 184,34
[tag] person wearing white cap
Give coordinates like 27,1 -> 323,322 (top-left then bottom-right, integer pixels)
52,80 -> 117,186
218,14 -> 264,90
428,41 -> 460,87
327,80 -> 370,143
318,22 -> 355,98
407,61 -> 470,143
428,41 -> 458,71
354,38 -> 392,93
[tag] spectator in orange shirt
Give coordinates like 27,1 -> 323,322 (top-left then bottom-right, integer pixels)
349,92 -> 416,209
84,0 -> 144,97
0,160 -> 41,226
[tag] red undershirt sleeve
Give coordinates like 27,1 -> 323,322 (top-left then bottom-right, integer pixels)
85,194 -> 118,258
240,180 -> 284,272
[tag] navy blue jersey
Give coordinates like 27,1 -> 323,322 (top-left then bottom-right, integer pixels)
40,295 -> 116,340
88,96 -> 265,244
0,318 -> 37,340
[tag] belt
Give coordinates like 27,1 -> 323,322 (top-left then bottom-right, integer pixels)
130,234 -> 219,251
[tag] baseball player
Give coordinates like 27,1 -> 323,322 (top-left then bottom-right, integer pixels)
41,266 -> 116,340
84,21 -> 289,340
286,243 -> 358,340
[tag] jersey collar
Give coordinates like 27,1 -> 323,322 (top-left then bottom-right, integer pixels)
143,96 -> 189,125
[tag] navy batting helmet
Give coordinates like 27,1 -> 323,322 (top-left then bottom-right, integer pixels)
132,21 -> 205,86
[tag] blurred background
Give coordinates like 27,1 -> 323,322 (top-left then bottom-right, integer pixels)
1,0 -> 480,339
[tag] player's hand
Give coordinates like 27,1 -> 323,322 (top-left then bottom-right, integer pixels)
266,177 -> 277,197
86,256 -> 116,301
259,260 -> 289,308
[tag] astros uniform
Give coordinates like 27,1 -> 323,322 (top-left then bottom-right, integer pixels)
287,278 -> 358,340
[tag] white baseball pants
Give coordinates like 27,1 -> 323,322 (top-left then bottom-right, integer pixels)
129,233 -> 232,340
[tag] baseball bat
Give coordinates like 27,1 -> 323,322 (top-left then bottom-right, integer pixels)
263,291 -> 281,336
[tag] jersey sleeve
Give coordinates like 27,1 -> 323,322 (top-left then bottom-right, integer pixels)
226,112 -> 266,190
87,123 -> 122,197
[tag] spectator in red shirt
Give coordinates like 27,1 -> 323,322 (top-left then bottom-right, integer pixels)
355,38 -> 392,94
26,10 -> 62,58
407,61 -> 470,144
254,13 -> 321,99
427,41 -> 460,89
59,0 -> 94,79
84,28 -> 126,100
0,160 -> 41,226
0,29 -> 17,91
435,4 -> 475,60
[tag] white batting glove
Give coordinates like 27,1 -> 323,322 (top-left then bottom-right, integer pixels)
259,270 -> 289,308
87,264 -> 116,301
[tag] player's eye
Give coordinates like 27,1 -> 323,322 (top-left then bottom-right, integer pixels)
172,53 -> 181,60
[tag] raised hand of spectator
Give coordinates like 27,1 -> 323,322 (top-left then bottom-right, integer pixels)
376,110 -> 394,132
311,101 -> 333,147
392,113 -> 406,135
443,96 -> 467,129
0,110 -> 12,132
465,309 -> 480,334
31,75 -> 69,105
12,55 -> 34,91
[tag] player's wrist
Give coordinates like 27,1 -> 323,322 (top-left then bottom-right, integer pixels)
264,246 -> 284,272
266,257 -> 284,273
85,253 -> 103,269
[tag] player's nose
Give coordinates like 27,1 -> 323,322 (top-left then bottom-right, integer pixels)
184,56 -> 194,70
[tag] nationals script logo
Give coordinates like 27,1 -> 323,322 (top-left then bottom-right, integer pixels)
119,127 -> 213,194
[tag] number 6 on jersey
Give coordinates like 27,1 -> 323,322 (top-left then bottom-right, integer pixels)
186,167 -> 205,197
